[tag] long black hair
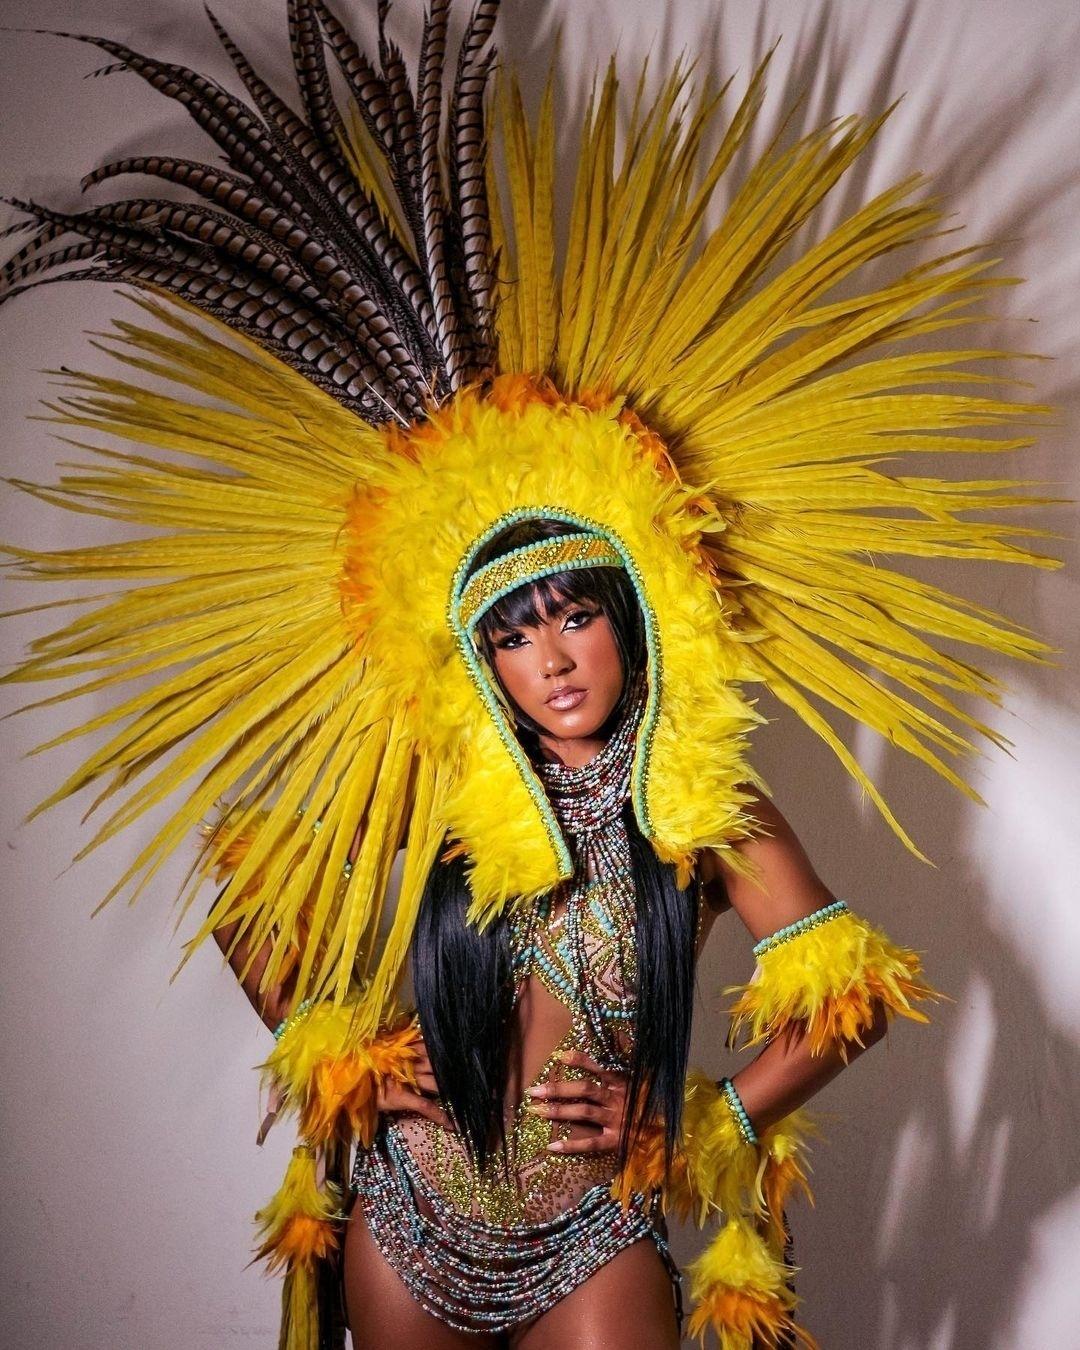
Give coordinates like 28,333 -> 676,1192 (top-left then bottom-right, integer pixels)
410,518 -> 697,1175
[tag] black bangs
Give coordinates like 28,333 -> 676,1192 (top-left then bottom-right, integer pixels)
473,555 -> 647,745
482,567 -> 601,635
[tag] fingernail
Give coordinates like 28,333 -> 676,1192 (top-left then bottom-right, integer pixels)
546,1140 -> 564,1152
527,1086 -> 546,1097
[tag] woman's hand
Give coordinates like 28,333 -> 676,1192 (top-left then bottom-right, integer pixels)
376,1034 -> 457,1132
526,1050 -> 630,1154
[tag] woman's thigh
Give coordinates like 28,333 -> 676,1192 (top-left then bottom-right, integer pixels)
508,1237 -> 681,1350
342,1201 -> 504,1350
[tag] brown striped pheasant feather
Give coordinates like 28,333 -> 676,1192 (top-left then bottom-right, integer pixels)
0,0 -> 502,419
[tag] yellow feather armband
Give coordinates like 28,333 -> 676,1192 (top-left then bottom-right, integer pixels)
724,904 -> 945,1060
612,1071 -> 817,1222
254,1002 -> 420,1310
685,1216 -> 820,1350
613,1072 -> 819,1348
681,1076 -> 820,1349
253,1144 -> 345,1273
262,999 -> 421,1147
609,1070 -> 749,1213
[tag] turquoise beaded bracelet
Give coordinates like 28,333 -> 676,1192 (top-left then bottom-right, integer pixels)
295,806 -> 356,880
752,898 -> 849,959
718,1075 -> 758,1146
272,997 -> 314,1042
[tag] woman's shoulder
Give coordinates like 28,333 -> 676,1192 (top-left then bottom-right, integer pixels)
694,788 -> 836,943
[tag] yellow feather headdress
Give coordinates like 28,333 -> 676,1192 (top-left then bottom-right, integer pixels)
0,1 -> 1061,1344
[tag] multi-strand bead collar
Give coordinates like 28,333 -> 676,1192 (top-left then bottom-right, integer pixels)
531,671 -> 646,846
510,675 -> 647,1066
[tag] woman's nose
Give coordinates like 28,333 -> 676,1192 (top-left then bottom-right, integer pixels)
538,639 -> 574,675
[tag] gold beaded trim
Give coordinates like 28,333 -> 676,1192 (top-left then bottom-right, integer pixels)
458,533 -> 624,632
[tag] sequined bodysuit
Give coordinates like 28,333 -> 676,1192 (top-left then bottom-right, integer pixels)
351,681 -> 697,1334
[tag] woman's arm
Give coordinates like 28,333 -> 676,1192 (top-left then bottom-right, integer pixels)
211,902 -> 294,1033
528,790 -> 891,1148
700,787 -> 889,1134
210,816 -> 371,1032
210,842 -> 454,1129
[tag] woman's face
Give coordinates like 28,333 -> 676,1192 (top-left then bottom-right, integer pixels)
488,589 -> 625,746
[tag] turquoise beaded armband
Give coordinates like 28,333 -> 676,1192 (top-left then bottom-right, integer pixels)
272,997 -> 314,1041
752,898 -> 849,959
718,1075 -> 758,1146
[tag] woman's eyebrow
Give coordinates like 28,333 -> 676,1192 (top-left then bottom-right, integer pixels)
545,597 -> 594,618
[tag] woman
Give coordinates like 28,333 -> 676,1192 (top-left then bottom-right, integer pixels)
342,515 -> 896,1350
218,514 -> 899,1349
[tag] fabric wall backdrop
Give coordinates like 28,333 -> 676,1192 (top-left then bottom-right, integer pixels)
1,2 -> 1077,1347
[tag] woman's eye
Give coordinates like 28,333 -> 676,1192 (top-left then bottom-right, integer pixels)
493,610 -> 593,649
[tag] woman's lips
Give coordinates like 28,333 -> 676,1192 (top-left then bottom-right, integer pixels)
545,687 -> 587,711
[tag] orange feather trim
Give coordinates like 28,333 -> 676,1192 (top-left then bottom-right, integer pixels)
686,1217 -> 820,1350
253,1145 -> 345,1273
724,910 -> 947,1061
300,1019 -> 421,1146
264,1002 -> 421,1146
609,1116 -> 691,1213
760,1149 -> 815,1254
257,1212 -> 341,1272
686,1285 -> 820,1350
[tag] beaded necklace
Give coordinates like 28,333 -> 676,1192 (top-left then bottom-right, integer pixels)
509,673 -> 647,1069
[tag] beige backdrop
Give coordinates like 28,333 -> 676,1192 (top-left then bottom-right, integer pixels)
1,1 -> 1078,1347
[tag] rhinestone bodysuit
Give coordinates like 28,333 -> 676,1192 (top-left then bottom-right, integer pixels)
351,677 -> 694,1333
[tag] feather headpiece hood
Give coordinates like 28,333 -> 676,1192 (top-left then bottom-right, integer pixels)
1,0 -> 1057,1027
